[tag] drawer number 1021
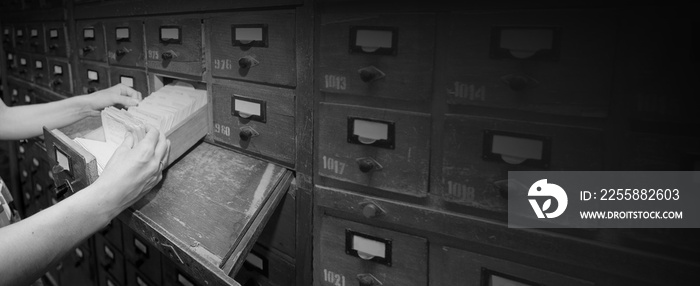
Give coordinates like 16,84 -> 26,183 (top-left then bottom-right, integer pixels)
323,269 -> 346,286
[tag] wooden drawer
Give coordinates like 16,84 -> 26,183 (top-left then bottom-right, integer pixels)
161,259 -> 202,286
31,54 -> 49,87
77,21 -> 107,62
318,103 -> 430,197
430,245 -> 593,286
209,10 -> 296,87
318,13 -> 435,102
28,24 -> 45,50
77,62 -> 110,94
440,115 -> 603,213
96,234 -> 126,285
45,22 -> 68,57
99,218 -> 124,251
145,17 -> 202,76
60,242 -> 95,286
256,189 -> 296,258
315,215 -> 428,286
98,267 -> 124,286
14,25 -> 26,50
16,52 -> 32,81
211,83 -> 295,166
439,10 -> 615,117
47,59 -> 72,95
27,23 -> 45,54
123,224 -> 162,285
235,244 -> 295,286
2,25 -> 13,51
109,66 -> 148,96
105,19 -> 145,68
126,262 -> 158,286
6,52 -> 17,81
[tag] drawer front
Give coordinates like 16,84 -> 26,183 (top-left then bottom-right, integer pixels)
61,243 -> 95,286
16,53 -> 32,81
430,245 -> 593,286
109,67 -> 148,96
47,59 -> 72,94
211,83 -> 295,165
14,25 -> 26,50
105,20 -> 145,68
256,190 -> 296,258
318,13 -> 435,101
6,51 -> 18,80
3,25 -> 13,51
441,115 -> 603,213
27,23 -> 45,54
145,17 -> 202,76
98,267 -> 123,286
45,22 -> 68,57
161,258 -> 201,286
31,54 -> 49,87
439,10 -> 615,117
77,21 -> 107,62
99,219 -> 123,250
315,216 -> 428,286
126,263 -> 158,286
235,245 -> 295,286
209,10 -> 296,87
77,62 -> 110,94
96,235 -> 126,285
122,225 -> 162,285
318,103 -> 430,197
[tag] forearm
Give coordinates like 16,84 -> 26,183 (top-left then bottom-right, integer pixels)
0,96 -> 92,140
0,182 -> 119,286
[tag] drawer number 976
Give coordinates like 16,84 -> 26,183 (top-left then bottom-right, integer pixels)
323,269 -> 346,286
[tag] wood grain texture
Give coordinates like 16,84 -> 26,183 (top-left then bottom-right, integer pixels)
144,17 -> 202,76
441,114 -> 603,213
104,19 -> 146,68
317,12 -> 435,102
315,215 -> 428,286
439,10 -> 615,117
211,83 -> 295,166
317,102 -> 430,197
120,142 -> 292,285
208,10 -> 297,87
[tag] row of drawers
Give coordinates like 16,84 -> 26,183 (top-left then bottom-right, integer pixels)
316,102 -> 700,215
5,53 -> 71,94
3,10 -> 298,86
5,64 -> 297,166
316,10 -> 616,117
2,22 -> 69,56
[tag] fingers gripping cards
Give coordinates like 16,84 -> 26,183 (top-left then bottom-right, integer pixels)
73,81 -> 207,174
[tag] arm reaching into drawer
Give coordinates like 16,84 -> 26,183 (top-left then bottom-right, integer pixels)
0,83 -> 142,140
0,85 -> 170,286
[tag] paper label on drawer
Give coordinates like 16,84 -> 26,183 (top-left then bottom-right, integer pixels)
353,119 -> 388,142
55,148 -> 71,173
499,28 -> 553,59
134,237 -> 148,254
87,70 -> 99,81
83,28 -> 94,39
116,27 -> 130,40
136,276 -> 148,286
492,135 -> 543,164
352,235 -> 386,259
49,29 -> 58,38
54,65 -> 63,75
234,98 -> 261,117
35,60 -> 42,69
7,53 -> 13,60
3,28 -> 9,36
177,274 -> 194,286
104,245 -> 114,259
30,29 -> 38,37
491,275 -> 532,286
356,29 -> 393,49
20,58 -> 26,65
120,76 -> 134,87
16,29 -> 23,37
160,27 -> 180,41
235,27 -> 263,42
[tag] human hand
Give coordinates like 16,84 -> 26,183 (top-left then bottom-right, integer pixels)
82,84 -> 142,116
94,124 -> 170,212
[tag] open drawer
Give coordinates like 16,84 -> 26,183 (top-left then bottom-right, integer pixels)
42,111 -> 294,286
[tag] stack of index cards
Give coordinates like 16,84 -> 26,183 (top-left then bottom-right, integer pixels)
73,81 -> 207,174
